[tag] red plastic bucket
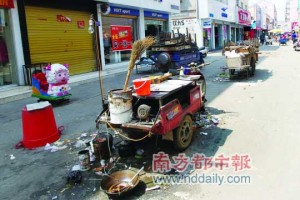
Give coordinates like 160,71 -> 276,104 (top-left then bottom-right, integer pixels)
22,104 -> 60,148
133,78 -> 151,96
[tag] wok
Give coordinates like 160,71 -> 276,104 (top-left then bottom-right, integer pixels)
101,169 -> 141,196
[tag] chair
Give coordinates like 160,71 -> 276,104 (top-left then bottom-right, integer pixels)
23,62 -> 50,85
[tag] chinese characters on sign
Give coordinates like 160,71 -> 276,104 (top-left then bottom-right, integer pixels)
57,15 -> 72,22
238,8 -> 251,26
110,25 -> 132,51
0,0 -> 14,9
153,152 -> 251,173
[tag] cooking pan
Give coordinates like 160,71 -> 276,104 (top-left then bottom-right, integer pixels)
101,168 -> 142,196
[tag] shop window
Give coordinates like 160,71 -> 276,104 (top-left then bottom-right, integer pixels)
0,9 -> 15,86
102,16 -> 137,65
145,20 -> 167,38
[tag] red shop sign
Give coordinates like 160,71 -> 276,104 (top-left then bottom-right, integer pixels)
0,0 -> 14,8
110,25 -> 132,51
238,8 -> 251,26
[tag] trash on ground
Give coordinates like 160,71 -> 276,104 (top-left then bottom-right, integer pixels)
146,185 -> 160,191
72,165 -> 81,171
200,132 -> 208,136
44,143 -> 67,152
10,154 -> 16,160
74,140 -> 86,148
80,133 -> 88,137
211,117 -> 219,124
95,171 -> 103,176
51,196 -> 58,200
67,170 -> 82,184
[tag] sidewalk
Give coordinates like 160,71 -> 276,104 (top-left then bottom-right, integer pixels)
0,64 -> 128,105
0,50 -> 223,105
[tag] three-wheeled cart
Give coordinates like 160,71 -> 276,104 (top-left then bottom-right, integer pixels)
279,38 -> 287,45
224,46 -> 257,78
96,75 -> 204,151
226,56 -> 250,78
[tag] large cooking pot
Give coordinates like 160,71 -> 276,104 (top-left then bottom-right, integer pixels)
101,169 -> 141,196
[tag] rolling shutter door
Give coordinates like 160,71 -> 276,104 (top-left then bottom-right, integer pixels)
25,6 -> 96,75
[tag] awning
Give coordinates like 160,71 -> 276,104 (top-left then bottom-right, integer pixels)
0,0 -> 14,9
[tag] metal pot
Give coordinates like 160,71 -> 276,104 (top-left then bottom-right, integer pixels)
101,169 -> 141,196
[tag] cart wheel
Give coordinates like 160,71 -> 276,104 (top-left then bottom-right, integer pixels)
173,115 -> 193,151
250,57 -> 256,76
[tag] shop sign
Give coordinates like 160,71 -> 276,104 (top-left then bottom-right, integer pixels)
110,25 -> 132,51
57,15 -> 72,22
172,18 -> 198,32
77,21 -> 85,29
0,0 -> 14,9
202,19 -> 211,29
291,21 -> 298,30
238,8 -> 251,26
251,20 -> 256,29
144,11 -> 168,19
208,1 -> 234,22
110,6 -> 139,16
171,4 -> 179,10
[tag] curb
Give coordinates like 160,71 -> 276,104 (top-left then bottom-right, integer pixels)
0,68 -> 127,105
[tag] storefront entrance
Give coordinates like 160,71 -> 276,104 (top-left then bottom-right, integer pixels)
102,16 -> 138,64
0,8 -> 16,86
145,20 -> 167,37
214,24 -> 222,49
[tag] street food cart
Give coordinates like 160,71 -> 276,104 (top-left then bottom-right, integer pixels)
96,75 -> 204,151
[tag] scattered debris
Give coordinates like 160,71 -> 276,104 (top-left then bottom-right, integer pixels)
199,132 -> 208,136
44,143 -> 67,152
95,171 -> 103,176
211,117 -> 219,125
135,149 -> 144,159
146,185 -> 160,191
72,165 -> 81,171
51,196 -> 58,200
202,125 -> 212,129
100,159 -> 106,167
74,140 -> 86,148
67,170 -> 82,184
80,133 -> 88,137
10,154 -> 16,160
214,75 -> 230,82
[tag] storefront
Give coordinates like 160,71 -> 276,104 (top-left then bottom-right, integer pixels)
202,18 -> 212,49
171,18 -> 202,47
237,7 -> 251,41
20,0 -> 96,75
205,1 -> 235,49
0,0 -> 16,86
100,5 -> 139,65
97,1 -> 179,69
144,11 -> 168,37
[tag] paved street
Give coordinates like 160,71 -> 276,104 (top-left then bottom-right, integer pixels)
1,42 -> 300,200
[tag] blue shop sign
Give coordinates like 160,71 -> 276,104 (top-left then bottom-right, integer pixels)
171,4 -> 179,10
144,11 -> 169,19
110,6 -> 139,16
